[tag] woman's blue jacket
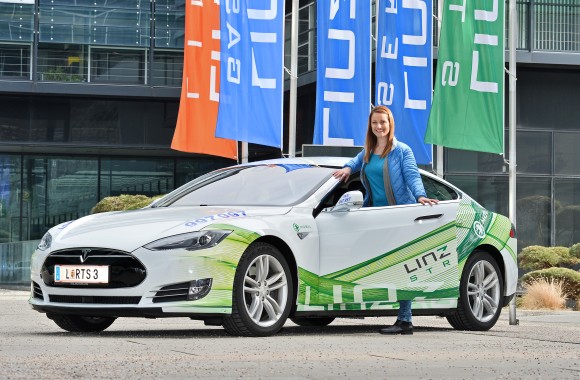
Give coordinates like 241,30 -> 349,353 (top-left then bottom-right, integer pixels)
343,139 -> 427,207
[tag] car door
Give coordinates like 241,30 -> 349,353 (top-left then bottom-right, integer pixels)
314,195 -> 460,311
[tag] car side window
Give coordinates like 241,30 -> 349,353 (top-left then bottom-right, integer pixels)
421,175 -> 459,201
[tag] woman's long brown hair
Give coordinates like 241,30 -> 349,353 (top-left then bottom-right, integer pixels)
363,106 -> 396,163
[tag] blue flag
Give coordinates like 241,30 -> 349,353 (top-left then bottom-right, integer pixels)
313,0 -> 371,146
375,0 -> 433,164
216,0 -> 285,148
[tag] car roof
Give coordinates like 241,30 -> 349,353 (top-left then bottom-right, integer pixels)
240,156 -> 434,176
240,156 -> 351,168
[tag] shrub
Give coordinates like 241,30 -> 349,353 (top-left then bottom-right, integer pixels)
519,245 -> 580,271
570,243 -> 580,259
91,194 -> 163,214
520,278 -> 566,310
521,267 -> 580,300
554,246 -> 580,267
519,246 -> 561,271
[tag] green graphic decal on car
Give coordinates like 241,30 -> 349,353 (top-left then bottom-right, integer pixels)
297,221 -> 460,311
163,224 -> 261,313
296,199 -> 515,312
456,199 -> 516,273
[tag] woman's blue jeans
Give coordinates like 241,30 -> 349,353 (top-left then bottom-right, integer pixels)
397,300 -> 412,322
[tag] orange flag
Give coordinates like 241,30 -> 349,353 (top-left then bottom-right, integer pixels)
171,0 -> 237,160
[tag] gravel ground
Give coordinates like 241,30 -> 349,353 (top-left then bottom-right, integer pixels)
1,289 -> 579,379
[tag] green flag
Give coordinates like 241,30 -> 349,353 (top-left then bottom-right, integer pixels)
425,0 -> 505,154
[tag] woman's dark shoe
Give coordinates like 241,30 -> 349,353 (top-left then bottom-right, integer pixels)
379,320 -> 413,335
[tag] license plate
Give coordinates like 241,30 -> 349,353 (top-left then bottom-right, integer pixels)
54,265 -> 109,284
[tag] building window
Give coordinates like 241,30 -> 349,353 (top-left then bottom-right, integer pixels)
37,43 -> 86,82
446,175 -> 509,216
554,132 -> 580,175
516,131 -> 552,175
515,177 -> 552,250
446,148 -> 506,174
90,48 -> 146,84
152,50 -> 183,87
0,2 -> 33,43
0,44 -> 30,79
0,155 -> 21,243
38,1 -> 151,47
534,0 -> 580,52
154,1 -> 185,49
22,156 -> 99,240
100,158 -> 174,197
555,178 -> 580,247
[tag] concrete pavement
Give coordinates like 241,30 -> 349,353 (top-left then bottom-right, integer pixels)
1,289 -> 579,379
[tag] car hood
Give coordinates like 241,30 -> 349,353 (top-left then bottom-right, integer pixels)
49,206 -> 290,252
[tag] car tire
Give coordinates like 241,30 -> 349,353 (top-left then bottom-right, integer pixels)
290,317 -> 335,327
47,314 -> 116,332
447,250 -> 504,331
223,242 -> 294,337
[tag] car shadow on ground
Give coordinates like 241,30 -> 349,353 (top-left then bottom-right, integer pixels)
27,324 -> 454,339
279,324 -> 454,336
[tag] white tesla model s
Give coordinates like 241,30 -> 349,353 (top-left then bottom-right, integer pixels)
30,157 -> 517,336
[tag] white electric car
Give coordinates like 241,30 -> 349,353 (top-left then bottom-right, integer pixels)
30,157 -> 517,336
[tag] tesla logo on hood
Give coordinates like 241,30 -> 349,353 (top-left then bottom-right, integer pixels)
80,249 -> 92,263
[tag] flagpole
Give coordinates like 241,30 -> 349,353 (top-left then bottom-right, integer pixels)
508,0 -> 518,326
242,142 -> 249,163
288,0 -> 298,157
435,0 -> 443,177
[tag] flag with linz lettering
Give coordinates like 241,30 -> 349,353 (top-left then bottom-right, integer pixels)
375,0 -> 433,164
215,0 -> 285,148
313,0 -> 371,146
172,0 -> 237,159
424,0 -> 504,154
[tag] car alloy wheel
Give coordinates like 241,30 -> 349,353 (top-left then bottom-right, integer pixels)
223,242 -> 294,337
447,250 -> 504,331
467,259 -> 502,323
243,254 -> 289,328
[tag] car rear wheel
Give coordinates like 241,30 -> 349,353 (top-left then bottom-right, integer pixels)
223,242 -> 294,337
447,251 -> 504,331
290,317 -> 335,327
48,314 -> 116,332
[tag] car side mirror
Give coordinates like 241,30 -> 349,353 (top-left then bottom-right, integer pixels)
332,191 -> 364,212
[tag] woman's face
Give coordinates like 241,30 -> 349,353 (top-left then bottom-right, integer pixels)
370,112 -> 390,140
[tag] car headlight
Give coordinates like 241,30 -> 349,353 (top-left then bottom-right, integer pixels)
144,230 -> 231,251
38,232 -> 52,251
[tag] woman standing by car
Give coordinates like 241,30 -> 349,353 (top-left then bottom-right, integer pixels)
333,105 -> 439,335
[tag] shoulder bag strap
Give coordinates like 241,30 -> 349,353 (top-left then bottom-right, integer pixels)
382,157 -> 396,206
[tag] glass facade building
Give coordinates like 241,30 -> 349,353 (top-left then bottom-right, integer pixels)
0,0 -> 184,84
1,0 -> 580,284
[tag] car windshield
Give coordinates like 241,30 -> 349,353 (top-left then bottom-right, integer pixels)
165,164 -> 334,207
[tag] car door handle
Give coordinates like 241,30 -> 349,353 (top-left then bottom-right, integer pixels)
414,214 -> 443,222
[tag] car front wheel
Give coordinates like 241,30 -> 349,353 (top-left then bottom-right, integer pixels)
223,242 -> 294,337
447,250 -> 504,331
47,314 -> 116,332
